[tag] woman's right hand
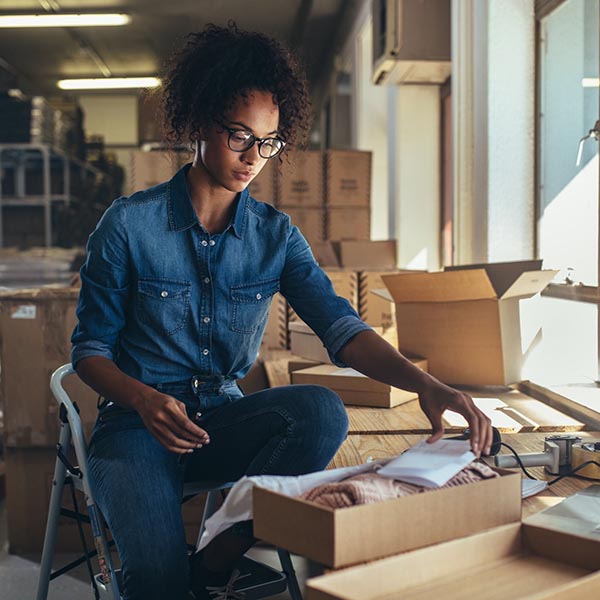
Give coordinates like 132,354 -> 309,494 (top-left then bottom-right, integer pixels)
135,389 -> 210,454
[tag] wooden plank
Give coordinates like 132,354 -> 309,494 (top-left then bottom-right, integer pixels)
330,432 -> 600,519
346,389 -> 587,435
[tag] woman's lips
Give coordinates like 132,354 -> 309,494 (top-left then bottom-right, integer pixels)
233,170 -> 254,182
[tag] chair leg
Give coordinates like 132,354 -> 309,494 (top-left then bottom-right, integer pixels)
36,424 -> 71,600
277,548 -> 303,600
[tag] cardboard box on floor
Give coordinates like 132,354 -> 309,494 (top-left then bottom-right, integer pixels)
5,447 -> 207,553
291,359 -> 428,408
305,521 -> 600,600
0,287 -> 98,448
379,260 -> 558,386
278,150 -> 324,207
312,241 -> 397,270
253,467 -> 521,569
325,150 -> 372,207
289,321 -> 331,363
326,207 -> 370,241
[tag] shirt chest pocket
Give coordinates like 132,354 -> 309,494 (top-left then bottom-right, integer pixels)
230,278 -> 280,334
137,278 -> 191,336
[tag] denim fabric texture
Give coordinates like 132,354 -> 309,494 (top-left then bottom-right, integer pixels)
87,383 -> 349,600
71,163 -> 372,386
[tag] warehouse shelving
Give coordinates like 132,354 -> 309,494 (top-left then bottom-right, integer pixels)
0,143 -> 105,247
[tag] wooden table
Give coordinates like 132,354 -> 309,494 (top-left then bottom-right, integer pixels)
345,389 -> 587,435
330,431 -> 600,518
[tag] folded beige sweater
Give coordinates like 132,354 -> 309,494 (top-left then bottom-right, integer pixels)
300,462 -> 499,509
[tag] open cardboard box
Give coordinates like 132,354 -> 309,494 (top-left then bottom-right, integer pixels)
378,260 -> 558,386
291,359 -> 428,408
253,468 -> 521,569
305,521 -> 600,599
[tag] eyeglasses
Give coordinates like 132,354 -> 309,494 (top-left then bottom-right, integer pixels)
217,122 -> 286,159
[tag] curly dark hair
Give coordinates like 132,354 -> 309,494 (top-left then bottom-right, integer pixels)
160,21 -> 312,154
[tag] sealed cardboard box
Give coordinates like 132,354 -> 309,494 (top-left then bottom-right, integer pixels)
326,207 -> 370,241
311,241 -> 397,270
0,287 -> 98,448
279,151 -> 323,207
291,360 -> 428,408
253,468 -> 521,569
248,158 -> 277,205
260,292 -> 287,350
284,207 -> 325,247
325,150 -> 372,207
380,261 -> 558,386
305,521 -> 600,599
289,321 -> 330,364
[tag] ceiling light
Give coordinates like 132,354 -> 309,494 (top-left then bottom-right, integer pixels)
58,77 -> 161,90
0,13 -> 131,28
582,78 -> 599,88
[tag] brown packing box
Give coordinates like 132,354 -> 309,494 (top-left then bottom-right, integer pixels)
359,270 -> 397,329
253,467 -> 521,569
247,158 -> 277,205
0,287 -> 99,448
289,321 -> 331,364
284,207 -> 325,247
5,447 -> 206,553
288,357 -> 321,374
129,150 -> 190,192
305,522 -> 600,599
379,260 -> 558,386
291,360 -> 428,408
278,150 -> 324,207
312,241 -> 397,270
326,207 -> 370,241
325,150 -> 372,207
260,292 -> 287,350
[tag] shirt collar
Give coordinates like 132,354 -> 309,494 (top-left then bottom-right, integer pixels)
167,163 -> 247,239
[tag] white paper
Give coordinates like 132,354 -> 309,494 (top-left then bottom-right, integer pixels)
378,439 -> 475,488
521,479 -> 548,498
11,305 -> 36,319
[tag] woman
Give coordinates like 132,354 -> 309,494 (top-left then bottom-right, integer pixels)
72,22 -> 492,600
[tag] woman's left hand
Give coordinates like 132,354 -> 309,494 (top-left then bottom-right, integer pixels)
418,379 -> 493,457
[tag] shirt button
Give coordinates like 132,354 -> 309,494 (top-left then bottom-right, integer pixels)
209,240 -> 216,246
256,293 -> 262,300
202,349 -> 209,356
203,316 -> 211,324
160,290 -> 168,298
193,379 -> 199,388
204,277 -> 210,284
201,240 -> 208,247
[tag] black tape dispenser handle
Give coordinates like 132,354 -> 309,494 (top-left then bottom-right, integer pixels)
446,426 -> 502,456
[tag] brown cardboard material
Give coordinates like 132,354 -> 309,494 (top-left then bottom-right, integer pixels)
288,357 -> 322,374
5,447 -> 206,553
253,468 -> 521,569
359,271 -> 397,329
291,360 -> 428,408
305,522 -> 600,600
380,261 -> 558,385
0,287 -> 99,448
312,241 -> 397,270
129,150 -> 189,192
326,207 -> 370,241
289,321 -> 331,363
325,150 -> 372,207
279,151 -> 324,207
284,207 -> 325,247
260,292 -> 287,350
247,159 -> 277,205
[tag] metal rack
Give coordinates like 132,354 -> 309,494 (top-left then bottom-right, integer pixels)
0,143 -> 104,247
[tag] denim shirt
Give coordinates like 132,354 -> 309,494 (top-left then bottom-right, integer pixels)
71,163 -> 372,386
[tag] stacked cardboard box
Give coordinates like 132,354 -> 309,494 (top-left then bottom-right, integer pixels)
325,150 -> 372,241
248,158 -> 278,206
129,150 -> 191,193
278,151 -> 324,247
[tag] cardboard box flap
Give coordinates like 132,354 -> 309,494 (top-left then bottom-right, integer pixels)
371,288 -> 393,302
445,260 -> 543,298
312,241 -> 340,267
381,270 -> 498,303
500,269 -> 558,300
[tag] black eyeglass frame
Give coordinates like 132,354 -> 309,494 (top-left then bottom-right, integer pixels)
217,122 -> 286,159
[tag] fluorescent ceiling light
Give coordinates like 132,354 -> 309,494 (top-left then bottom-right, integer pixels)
582,78 -> 599,88
0,13 -> 131,28
58,77 -> 161,90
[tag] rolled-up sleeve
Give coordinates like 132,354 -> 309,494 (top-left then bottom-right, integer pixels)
279,224 -> 372,367
71,200 -> 130,369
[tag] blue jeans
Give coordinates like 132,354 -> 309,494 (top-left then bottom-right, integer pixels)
87,380 -> 349,600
